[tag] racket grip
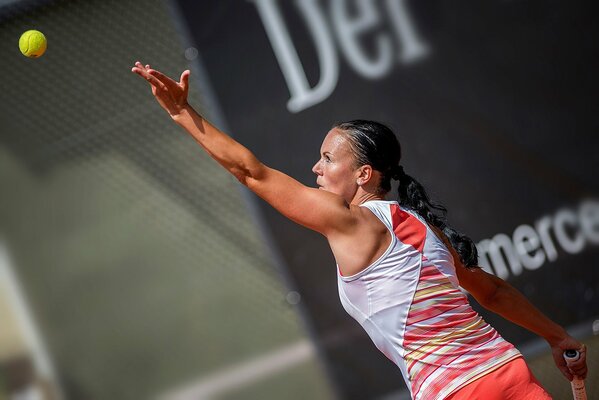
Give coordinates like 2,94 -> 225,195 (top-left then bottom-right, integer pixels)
563,350 -> 587,400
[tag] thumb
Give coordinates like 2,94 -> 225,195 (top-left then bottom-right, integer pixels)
559,364 -> 574,381
180,70 -> 190,97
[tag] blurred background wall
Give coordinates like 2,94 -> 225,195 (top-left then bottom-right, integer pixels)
0,0 -> 334,399
0,0 -> 597,399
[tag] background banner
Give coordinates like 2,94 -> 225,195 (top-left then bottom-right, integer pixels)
175,1 -> 599,398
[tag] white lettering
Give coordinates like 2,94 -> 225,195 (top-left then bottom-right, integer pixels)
384,0 -> 429,63
331,0 -> 393,79
535,216 -> 558,262
250,0 -> 339,113
251,0 -> 429,112
513,224 -> 545,270
477,234 -> 521,279
580,200 -> 599,244
477,200 -> 599,279
554,209 -> 585,254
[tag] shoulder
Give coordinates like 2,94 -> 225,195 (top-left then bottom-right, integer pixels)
330,203 -> 395,276
328,201 -> 392,238
350,202 -> 394,233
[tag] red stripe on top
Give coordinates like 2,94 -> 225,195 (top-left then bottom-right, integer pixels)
418,264 -> 445,279
391,205 -> 427,253
406,298 -> 466,324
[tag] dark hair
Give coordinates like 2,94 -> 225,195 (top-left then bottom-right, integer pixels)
335,120 -> 479,268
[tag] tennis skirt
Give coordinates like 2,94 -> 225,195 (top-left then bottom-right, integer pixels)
446,357 -> 552,399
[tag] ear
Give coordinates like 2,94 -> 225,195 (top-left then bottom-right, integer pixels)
356,165 -> 374,186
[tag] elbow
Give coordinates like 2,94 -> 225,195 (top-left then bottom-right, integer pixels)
467,275 -> 503,310
233,162 -> 267,187
478,283 -> 512,312
459,267 -> 502,309
231,168 -> 251,185
477,290 -> 499,310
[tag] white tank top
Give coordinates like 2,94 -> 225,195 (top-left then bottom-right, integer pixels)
337,200 -> 521,400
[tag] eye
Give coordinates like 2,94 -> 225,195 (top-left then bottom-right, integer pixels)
323,154 -> 331,163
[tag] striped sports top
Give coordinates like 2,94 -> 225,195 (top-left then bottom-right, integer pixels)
337,200 -> 521,400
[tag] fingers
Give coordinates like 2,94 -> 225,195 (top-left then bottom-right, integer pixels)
553,352 -> 573,381
568,364 -> 587,380
134,61 -> 146,72
132,68 -> 167,91
131,61 -> 167,91
559,365 -> 574,381
131,62 -> 191,102
147,69 -> 177,90
180,69 -> 190,98
563,345 -> 588,380
569,355 -> 588,380
180,69 -> 190,83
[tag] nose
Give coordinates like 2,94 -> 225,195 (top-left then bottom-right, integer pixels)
312,159 -> 322,175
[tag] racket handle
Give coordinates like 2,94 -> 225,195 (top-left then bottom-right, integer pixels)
563,350 -> 587,400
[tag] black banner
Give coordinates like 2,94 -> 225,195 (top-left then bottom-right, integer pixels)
174,1 -> 599,398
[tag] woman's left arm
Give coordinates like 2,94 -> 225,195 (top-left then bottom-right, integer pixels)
456,263 -> 588,381
428,224 -> 588,380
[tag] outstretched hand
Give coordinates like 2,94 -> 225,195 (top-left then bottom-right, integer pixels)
131,61 -> 190,119
550,336 -> 587,381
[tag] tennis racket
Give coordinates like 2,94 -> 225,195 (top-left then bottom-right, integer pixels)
563,350 -> 587,400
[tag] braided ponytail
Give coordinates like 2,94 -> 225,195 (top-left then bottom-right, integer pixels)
394,168 -> 479,268
337,120 -> 479,268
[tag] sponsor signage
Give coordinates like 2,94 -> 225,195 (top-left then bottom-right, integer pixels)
175,1 -> 598,397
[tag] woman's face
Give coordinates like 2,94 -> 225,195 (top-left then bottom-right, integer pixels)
312,128 -> 360,201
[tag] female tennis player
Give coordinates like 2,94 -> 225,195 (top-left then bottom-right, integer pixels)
131,63 -> 587,399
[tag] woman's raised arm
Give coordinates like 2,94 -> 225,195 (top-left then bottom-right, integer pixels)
131,63 -> 354,236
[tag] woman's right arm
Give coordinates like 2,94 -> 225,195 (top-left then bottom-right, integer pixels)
175,103 -> 353,234
131,63 -> 354,236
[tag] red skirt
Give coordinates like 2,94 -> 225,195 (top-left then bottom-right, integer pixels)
446,357 -> 552,400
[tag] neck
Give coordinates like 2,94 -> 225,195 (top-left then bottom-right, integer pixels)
351,190 -> 386,205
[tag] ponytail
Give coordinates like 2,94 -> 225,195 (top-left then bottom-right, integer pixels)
394,167 -> 479,268
335,119 -> 479,268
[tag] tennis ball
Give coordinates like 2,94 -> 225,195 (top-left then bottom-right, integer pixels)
19,30 -> 47,58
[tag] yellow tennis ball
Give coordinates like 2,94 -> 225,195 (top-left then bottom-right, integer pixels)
19,30 -> 47,58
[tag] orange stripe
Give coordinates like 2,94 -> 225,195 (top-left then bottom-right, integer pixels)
407,301 -> 464,324
391,205 -> 426,253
